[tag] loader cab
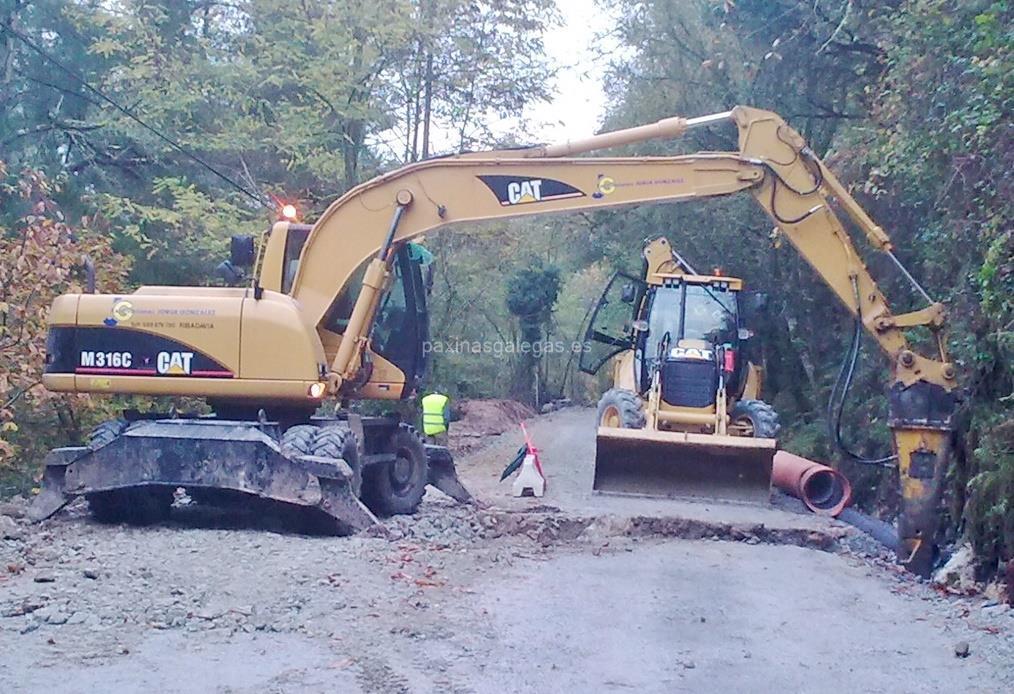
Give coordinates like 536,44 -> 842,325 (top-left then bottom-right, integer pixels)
580,272 -> 748,397
636,279 -> 743,394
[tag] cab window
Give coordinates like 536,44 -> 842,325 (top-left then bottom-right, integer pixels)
683,285 -> 737,344
281,226 -> 311,294
323,258 -> 371,334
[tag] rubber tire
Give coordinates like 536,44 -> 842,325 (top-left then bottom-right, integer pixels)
312,426 -> 363,498
730,399 -> 781,438
87,488 -> 174,525
361,423 -> 428,517
280,424 -> 318,457
87,419 -> 128,450
596,388 -> 647,429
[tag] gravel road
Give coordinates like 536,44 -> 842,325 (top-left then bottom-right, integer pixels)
1,407 -> 1011,693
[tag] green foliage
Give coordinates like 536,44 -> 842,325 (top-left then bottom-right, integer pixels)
92,178 -> 263,284
965,416 -> 1014,575
1,0 -> 558,287
504,259 -> 562,405
506,261 -> 562,326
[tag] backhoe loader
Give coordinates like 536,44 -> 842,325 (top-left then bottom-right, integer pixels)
581,237 -> 779,503
32,106 -> 957,576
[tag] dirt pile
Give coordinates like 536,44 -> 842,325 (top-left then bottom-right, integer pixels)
448,399 -> 535,454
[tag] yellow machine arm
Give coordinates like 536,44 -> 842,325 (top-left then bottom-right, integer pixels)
288,105 -> 957,575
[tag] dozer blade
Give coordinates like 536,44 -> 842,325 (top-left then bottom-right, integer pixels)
593,427 -> 775,505
30,419 -> 379,534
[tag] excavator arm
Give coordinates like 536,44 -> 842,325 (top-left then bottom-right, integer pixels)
289,106 -> 957,575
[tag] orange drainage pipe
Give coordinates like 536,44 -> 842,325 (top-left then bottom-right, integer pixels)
772,451 -> 852,517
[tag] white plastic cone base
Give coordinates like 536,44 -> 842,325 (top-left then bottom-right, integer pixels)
512,454 -> 545,497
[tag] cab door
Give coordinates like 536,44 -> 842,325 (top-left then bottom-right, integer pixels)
578,272 -> 646,375
367,245 -> 429,396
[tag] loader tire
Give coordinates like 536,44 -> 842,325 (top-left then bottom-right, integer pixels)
87,419 -> 128,450
280,424 -> 319,457
313,426 -> 363,498
87,488 -> 174,526
597,388 -> 647,429
362,423 -> 428,517
730,399 -> 780,439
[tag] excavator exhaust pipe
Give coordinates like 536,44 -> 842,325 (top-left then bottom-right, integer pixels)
593,427 -> 775,504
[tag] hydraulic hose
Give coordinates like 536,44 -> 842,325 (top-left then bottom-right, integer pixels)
826,277 -> 897,467
837,508 -> 901,552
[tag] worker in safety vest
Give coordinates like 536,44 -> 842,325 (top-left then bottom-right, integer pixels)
421,391 -> 451,446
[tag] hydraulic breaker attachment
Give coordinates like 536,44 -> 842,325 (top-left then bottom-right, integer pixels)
425,445 -> 474,503
594,427 -> 775,504
29,419 -> 379,534
890,381 -> 959,577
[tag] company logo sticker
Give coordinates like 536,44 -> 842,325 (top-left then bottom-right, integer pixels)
477,175 -> 585,207
157,351 -> 194,375
670,347 -> 714,361
592,174 -> 616,198
103,298 -> 134,326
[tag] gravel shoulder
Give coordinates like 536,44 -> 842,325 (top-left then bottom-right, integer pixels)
1,407 -> 1011,693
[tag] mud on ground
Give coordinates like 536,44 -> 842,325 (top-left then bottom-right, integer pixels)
447,399 -> 535,455
0,406 -> 1011,693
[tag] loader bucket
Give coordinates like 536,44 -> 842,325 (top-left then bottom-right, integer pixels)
593,427 -> 775,504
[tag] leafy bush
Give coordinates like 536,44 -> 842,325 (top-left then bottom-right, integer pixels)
0,163 -> 130,480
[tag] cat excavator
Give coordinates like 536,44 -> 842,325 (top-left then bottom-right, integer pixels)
32,106 -> 957,576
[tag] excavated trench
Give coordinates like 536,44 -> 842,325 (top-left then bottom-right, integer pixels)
377,503 -> 848,556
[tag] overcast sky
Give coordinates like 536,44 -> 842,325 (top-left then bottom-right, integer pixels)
372,1 -> 623,158
523,0 -> 621,142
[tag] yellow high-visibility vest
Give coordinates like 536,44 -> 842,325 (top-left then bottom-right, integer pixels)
421,393 -> 450,436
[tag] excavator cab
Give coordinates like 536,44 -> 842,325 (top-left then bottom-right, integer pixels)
581,238 -> 777,504
265,222 -> 433,400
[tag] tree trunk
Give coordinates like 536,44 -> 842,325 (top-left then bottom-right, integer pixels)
422,52 -> 433,158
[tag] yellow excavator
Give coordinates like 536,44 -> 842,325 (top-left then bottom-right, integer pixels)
32,106 -> 957,576
581,237 -> 778,504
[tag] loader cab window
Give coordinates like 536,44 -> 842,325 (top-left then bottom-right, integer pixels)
638,286 -> 681,391
643,284 -> 737,350
683,285 -> 737,344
